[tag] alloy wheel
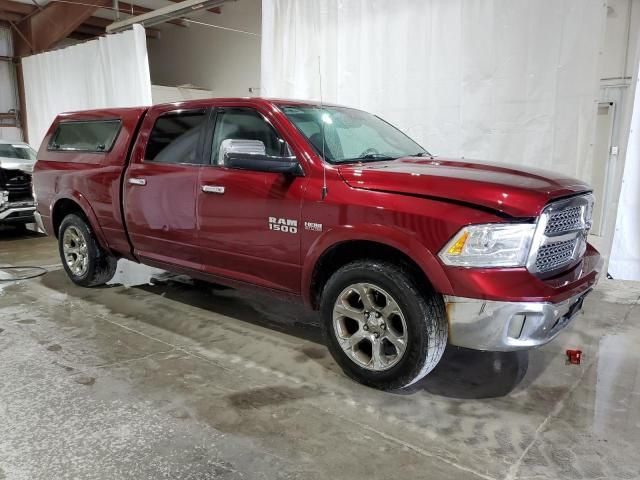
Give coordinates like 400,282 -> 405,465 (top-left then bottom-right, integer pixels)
62,226 -> 89,277
332,282 -> 408,371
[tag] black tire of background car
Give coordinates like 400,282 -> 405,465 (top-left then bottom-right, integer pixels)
58,214 -> 117,287
320,259 -> 448,391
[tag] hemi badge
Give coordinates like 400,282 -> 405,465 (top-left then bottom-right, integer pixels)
304,221 -> 323,232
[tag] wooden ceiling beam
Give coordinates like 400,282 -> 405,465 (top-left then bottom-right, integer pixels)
0,0 -> 190,22
0,0 -> 33,15
0,9 -> 22,23
0,0 -> 161,53
68,31 -> 95,41
74,24 -> 107,37
12,0 -> 112,55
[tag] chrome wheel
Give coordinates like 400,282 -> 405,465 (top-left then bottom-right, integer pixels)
332,282 -> 408,371
62,226 -> 89,277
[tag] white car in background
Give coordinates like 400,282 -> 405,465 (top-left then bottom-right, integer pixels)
0,139 -> 38,229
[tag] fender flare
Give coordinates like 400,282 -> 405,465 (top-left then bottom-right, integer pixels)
50,192 -> 110,251
301,224 -> 453,306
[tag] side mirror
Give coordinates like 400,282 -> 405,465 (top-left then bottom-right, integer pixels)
221,139 -> 303,176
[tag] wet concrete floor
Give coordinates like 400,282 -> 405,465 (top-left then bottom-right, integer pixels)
1,228 -> 639,479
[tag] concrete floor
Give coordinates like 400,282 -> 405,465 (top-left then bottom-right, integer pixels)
1,228 -> 639,480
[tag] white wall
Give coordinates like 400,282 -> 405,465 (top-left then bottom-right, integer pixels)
603,0 -> 640,278
590,0 -> 640,278
151,85 -> 213,104
597,1 -> 640,223
147,0 -> 261,97
609,64 -> 640,279
600,0 -> 640,80
585,1 -> 640,240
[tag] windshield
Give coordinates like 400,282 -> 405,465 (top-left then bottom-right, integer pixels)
0,143 -> 37,161
281,105 -> 428,164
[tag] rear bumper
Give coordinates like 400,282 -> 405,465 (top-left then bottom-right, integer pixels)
445,289 -> 591,351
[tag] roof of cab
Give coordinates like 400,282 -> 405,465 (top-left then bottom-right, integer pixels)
150,97 -> 347,109
56,97 -> 353,119
57,106 -> 149,118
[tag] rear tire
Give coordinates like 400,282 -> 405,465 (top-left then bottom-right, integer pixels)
320,260 -> 447,391
58,214 -> 117,287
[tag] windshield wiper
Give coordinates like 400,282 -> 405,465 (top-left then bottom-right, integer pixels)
411,152 -> 433,158
342,154 -> 397,163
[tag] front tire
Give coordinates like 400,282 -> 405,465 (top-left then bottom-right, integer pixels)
321,260 -> 447,391
58,214 -> 117,287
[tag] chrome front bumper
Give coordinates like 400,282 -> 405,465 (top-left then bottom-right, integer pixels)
33,210 -> 46,232
445,289 -> 591,351
0,201 -> 36,222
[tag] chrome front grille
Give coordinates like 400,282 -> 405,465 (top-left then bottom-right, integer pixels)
0,168 -> 32,202
527,194 -> 594,277
545,206 -> 583,236
535,238 -> 578,273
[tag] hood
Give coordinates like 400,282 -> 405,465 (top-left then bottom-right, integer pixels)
337,157 -> 591,217
0,157 -> 35,173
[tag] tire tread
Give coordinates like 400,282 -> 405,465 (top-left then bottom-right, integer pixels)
321,259 -> 447,390
58,214 -> 117,287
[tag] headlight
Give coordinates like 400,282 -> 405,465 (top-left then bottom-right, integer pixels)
439,223 -> 535,267
0,190 -> 8,209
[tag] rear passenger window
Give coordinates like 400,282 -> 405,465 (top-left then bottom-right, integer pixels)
145,109 -> 207,164
49,120 -> 121,152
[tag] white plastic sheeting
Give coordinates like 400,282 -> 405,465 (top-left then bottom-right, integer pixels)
609,66 -> 640,280
0,27 -> 21,141
23,25 -> 152,149
261,0 -> 606,180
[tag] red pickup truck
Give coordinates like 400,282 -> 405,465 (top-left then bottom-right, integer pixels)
33,98 -> 602,390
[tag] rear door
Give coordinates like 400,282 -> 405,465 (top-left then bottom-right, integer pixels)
123,107 -> 208,270
197,106 -> 307,292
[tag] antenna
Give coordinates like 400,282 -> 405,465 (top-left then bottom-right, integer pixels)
318,56 -> 328,200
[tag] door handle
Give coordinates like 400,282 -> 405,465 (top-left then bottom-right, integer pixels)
202,185 -> 225,194
128,178 -> 146,186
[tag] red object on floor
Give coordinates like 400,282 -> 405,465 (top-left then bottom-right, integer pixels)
566,349 -> 582,365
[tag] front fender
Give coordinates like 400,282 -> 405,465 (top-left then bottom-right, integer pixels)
301,223 -> 453,306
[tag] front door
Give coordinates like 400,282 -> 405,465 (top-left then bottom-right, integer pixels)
197,106 -> 307,292
123,107 -> 208,270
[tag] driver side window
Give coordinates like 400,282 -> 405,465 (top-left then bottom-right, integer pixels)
211,108 -> 287,165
